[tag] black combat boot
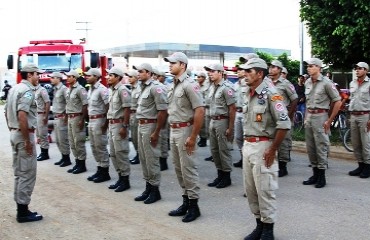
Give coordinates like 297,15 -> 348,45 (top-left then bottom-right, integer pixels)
315,169 -> 326,188
134,182 -> 151,201
67,159 -> 79,173
108,176 -> 122,190
208,170 -> 223,187
16,204 -> 43,223
37,148 -> 49,161
204,156 -> 213,162
197,137 -> 207,147
278,161 -> 288,177
160,157 -> 168,171
72,160 -> 87,174
87,166 -> 102,181
349,162 -> 365,176
182,199 -> 201,222
94,167 -> 111,183
59,154 -> 72,167
115,175 -> 130,192
260,222 -> 274,240
244,218 -> 263,240
54,154 -> 64,165
129,154 -> 140,165
233,159 -> 243,168
303,167 -> 319,185
169,195 -> 189,216
216,171 -> 232,188
144,185 -> 161,204
360,163 -> 370,178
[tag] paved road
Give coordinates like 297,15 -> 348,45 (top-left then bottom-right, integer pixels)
0,105 -> 369,240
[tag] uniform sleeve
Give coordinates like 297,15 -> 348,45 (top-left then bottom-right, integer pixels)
184,81 -> 205,109
286,82 -> 298,102
119,87 -> 131,108
17,90 -> 34,113
325,81 -> 341,102
41,88 -> 50,103
269,94 -> 291,130
223,86 -> 236,106
79,87 -> 88,105
152,85 -> 168,111
100,87 -> 109,105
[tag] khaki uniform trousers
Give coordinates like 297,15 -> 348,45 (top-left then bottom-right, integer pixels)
54,116 -> 70,155
68,116 -> 86,160
170,125 -> 200,199
234,112 -> 244,151
243,140 -> 278,223
209,118 -> 232,172
305,113 -> 329,169
160,122 -> 169,158
88,118 -> 109,168
350,114 -> 370,164
37,114 -> 49,149
108,123 -> 130,176
11,130 -> 37,205
138,122 -> 161,186
277,129 -> 292,162
129,113 -> 139,152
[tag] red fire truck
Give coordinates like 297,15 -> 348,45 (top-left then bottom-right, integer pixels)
7,39 -> 112,86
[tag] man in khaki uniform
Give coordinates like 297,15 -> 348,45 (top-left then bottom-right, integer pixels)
65,69 -> 88,174
106,67 -> 132,192
134,63 -> 168,204
348,62 -> 370,178
127,70 -> 141,165
35,82 -> 50,161
84,68 -> 111,183
205,63 -> 236,189
155,70 -> 170,171
165,52 -> 205,222
268,60 -> 298,177
241,58 -> 290,239
5,63 -> 44,223
303,58 -> 341,188
49,72 -> 71,167
195,71 -> 210,148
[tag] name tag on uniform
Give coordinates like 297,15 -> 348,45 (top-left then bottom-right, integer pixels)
256,114 -> 262,122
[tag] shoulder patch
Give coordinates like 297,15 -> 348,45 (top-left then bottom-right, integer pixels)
122,90 -> 128,98
156,87 -> 163,94
24,91 -> 33,99
193,84 -> 200,92
274,102 -> 284,112
227,89 -> 233,96
271,95 -> 284,101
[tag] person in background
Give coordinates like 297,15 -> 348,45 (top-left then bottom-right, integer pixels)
2,80 -> 12,100
196,71 -> 210,148
294,75 -> 306,117
281,67 -> 288,79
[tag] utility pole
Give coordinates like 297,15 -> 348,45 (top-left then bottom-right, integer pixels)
76,21 -> 92,43
299,21 -> 304,75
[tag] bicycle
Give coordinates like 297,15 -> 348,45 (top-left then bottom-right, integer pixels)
293,110 -> 304,131
331,105 -> 353,152
342,128 -> 353,152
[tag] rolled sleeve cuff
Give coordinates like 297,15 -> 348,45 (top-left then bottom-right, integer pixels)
276,120 -> 291,130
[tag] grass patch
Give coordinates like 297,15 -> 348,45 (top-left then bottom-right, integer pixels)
292,127 -> 343,145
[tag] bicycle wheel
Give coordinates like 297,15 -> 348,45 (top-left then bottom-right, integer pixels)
293,111 -> 304,131
343,129 -> 353,152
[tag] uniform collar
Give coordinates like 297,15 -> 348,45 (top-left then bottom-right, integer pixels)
92,81 -> 101,89
21,80 -> 36,90
174,72 -> 188,84
71,82 -> 79,88
55,82 -> 63,89
215,79 -> 225,86
112,81 -> 122,90
254,80 -> 269,95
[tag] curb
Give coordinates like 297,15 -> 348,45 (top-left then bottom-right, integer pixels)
292,141 -> 355,161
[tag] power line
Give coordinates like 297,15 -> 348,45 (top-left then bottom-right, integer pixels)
76,21 -> 92,42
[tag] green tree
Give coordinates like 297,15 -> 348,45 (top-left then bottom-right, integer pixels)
300,0 -> 370,69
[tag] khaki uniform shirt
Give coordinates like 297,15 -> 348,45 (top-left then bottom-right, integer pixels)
235,78 -> 247,108
209,79 -> 236,117
52,83 -> 68,114
168,72 -> 205,123
35,85 -> 50,113
349,76 -> 370,111
271,77 -> 298,107
243,80 -> 291,137
136,79 -> 168,119
107,82 -> 131,119
305,74 -> 340,109
88,81 -> 109,116
66,82 -> 88,114
131,82 -> 141,111
6,80 -> 37,129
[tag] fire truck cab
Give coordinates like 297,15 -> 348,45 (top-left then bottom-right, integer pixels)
7,39 -> 112,86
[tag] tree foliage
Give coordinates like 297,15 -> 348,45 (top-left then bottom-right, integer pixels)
300,0 -> 370,69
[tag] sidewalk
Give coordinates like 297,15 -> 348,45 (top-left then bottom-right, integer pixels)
292,141 -> 355,161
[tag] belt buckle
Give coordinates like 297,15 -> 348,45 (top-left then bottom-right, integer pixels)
255,137 -> 260,142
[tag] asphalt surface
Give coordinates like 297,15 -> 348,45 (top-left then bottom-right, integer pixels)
1,104 -> 369,239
